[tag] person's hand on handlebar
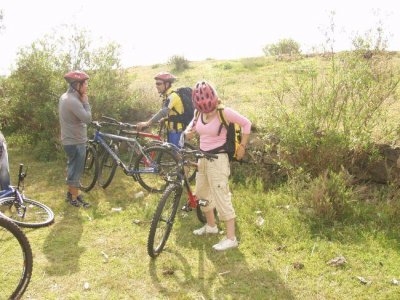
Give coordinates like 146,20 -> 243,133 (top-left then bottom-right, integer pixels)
136,121 -> 150,131
184,127 -> 195,140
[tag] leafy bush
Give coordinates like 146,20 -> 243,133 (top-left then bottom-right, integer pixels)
0,26 -> 132,160
304,169 -> 354,222
263,39 -> 301,56
168,55 -> 189,72
265,51 -> 399,175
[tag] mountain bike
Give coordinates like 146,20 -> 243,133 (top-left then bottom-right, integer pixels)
147,146 -> 218,258
0,164 -> 54,228
0,216 -> 33,299
97,116 -> 198,189
96,116 -> 163,189
80,121 -> 179,193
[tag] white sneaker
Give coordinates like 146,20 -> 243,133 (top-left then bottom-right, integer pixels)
193,224 -> 219,236
212,237 -> 238,251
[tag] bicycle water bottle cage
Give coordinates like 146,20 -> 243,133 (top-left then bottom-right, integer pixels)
197,199 -> 209,207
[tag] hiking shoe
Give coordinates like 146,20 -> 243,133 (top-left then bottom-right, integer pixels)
66,192 -> 72,202
69,198 -> 80,207
66,192 -> 80,207
77,195 -> 90,208
193,224 -> 218,236
212,237 -> 238,251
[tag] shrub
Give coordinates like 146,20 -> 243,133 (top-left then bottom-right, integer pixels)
168,55 -> 189,72
213,62 -> 233,70
305,169 -> 354,222
266,51 -> 399,175
0,26 -> 132,160
263,39 -> 301,56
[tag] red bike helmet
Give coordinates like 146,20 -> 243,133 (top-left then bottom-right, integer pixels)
64,70 -> 89,84
192,81 -> 218,113
154,72 -> 177,83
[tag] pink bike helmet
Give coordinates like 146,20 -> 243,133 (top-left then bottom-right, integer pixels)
154,72 -> 177,83
64,70 -> 89,84
192,81 -> 218,113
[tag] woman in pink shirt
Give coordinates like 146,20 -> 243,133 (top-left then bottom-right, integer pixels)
185,81 -> 251,251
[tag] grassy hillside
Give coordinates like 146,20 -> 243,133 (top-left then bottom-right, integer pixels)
7,137 -> 400,299
4,53 -> 400,299
127,53 -> 400,136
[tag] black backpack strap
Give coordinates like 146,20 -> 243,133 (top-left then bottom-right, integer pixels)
168,90 -> 181,130
216,106 -> 229,136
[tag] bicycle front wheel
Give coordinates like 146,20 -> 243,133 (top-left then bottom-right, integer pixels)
98,145 -> 118,189
147,184 -> 183,258
183,142 -> 198,183
80,144 -> 99,192
0,217 -> 33,299
134,146 -> 179,193
0,197 -> 55,228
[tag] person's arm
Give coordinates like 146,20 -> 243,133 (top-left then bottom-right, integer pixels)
184,117 -> 197,140
137,107 -> 170,130
71,97 -> 92,124
149,107 -> 170,124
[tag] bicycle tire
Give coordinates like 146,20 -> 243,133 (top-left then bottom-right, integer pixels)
80,144 -> 99,192
134,146 -> 179,193
0,197 -> 55,228
0,216 -> 33,299
98,144 -> 118,189
183,142 -> 198,183
147,184 -> 182,258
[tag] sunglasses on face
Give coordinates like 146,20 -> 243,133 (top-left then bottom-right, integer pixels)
155,82 -> 164,86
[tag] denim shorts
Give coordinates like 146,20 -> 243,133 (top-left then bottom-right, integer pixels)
64,144 -> 86,187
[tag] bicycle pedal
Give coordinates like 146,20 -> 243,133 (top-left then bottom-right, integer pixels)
198,199 -> 209,207
181,204 -> 192,212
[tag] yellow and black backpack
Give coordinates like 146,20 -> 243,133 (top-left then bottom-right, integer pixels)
195,104 -> 242,161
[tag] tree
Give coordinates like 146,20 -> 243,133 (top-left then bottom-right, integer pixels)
1,26 -> 132,159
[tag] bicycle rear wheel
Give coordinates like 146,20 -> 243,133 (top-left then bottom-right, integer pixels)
134,146 -> 179,193
0,197 -> 55,228
147,184 -> 182,258
98,144 -> 118,189
80,144 -> 99,192
0,217 -> 33,299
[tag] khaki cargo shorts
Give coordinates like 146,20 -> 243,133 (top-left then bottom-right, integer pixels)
195,153 -> 236,221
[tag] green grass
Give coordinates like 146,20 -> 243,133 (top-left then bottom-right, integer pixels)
3,51 -> 400,298
6,146 -> 400,299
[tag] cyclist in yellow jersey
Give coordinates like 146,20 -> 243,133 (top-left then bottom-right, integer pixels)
137,72 -> 185,147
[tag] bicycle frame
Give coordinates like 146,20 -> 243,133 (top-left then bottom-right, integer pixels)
90,126 -> 165,176
166,148 -> 210,210
0,164 -> 27,218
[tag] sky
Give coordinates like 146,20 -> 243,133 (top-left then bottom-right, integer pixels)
0,0 -> 399,75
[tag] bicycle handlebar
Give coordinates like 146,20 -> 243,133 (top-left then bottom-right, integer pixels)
100,116 -> 137,129
179,148 -> 219,161
92,120 -> 137,129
